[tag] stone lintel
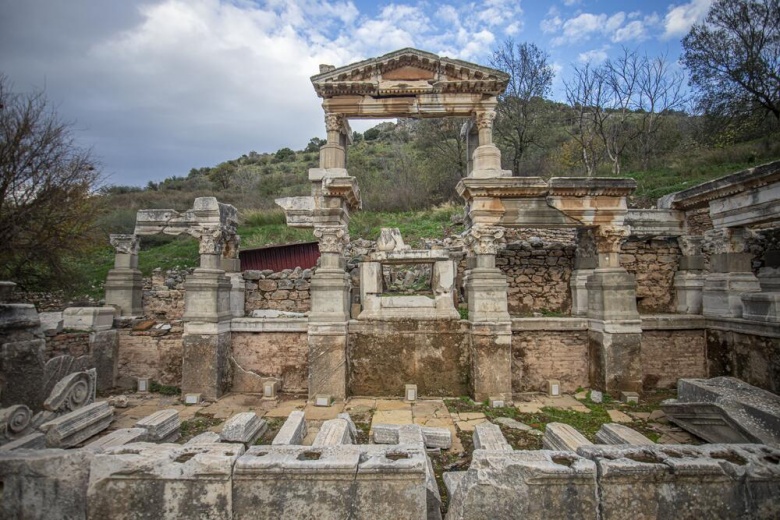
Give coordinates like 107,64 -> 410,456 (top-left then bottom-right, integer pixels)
625,209 -> 685,238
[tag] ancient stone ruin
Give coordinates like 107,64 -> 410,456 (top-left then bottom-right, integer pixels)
1,47 -> 779,518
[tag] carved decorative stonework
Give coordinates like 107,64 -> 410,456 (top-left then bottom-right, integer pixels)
43,369 -> 97,414
475,110 -> 496,130
223,234 -> 241,259
0,404 -> 33,443
466,225 -> 506,255
190,226 -> 226,255
325,113 -> 344,132
702,228 -> 756,255
677,235 -> 704,257
109,234 -> 140,255
314,225 -> 350,254
594,226 -> 629,254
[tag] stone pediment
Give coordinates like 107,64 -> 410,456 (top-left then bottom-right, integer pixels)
312,48 -> 509,98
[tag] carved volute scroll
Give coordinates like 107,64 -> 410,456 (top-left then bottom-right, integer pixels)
43,369 -> 97,414
0,404 -> 33,442
466,225 -> 506,256
314,225 -> 350,255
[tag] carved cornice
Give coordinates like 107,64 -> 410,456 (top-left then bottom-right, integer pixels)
314,225 -> 350,254
547,178 -> 637,197
322,176 -> 361,210
456,177 -> 549,200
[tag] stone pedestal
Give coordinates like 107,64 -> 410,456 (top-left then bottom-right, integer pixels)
470,321 -> 512,403
674,271 -> 705,314
570,269 -> 594,316
586,268 -> 642,393
465,268 -> 510,322
181,267 -> 233,401
702,253 -> 761,318
227,272 -> 245,318
104,234 -> 143,316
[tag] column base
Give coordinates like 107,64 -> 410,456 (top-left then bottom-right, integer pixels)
104,268 -> 143,317
674,270 -> 705,314
702,272 -> 761,318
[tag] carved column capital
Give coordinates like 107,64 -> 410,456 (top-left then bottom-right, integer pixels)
475,110 -> 496,130
677,235 -> 704,256
594,226 -> 629,254
189,226 -> 226,255
466,225 -> 506,256
314,225 -> 349,254
703,227 -> 755,255
109,234 -> 140,255
325,113 -> 344,133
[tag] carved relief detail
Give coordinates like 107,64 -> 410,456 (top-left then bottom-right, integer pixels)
475,110 -> 496,130
0,404 -> 33,443
43,369 -> 97,414
325,113 -> 344,132
314,225 -> 350,254
466,225 -> 506,255
594,226 -> 629,254
109,234 -> 140,255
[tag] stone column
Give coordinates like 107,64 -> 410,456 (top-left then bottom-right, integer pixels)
104,234 -> 143,316
702,228 -> 761,318
464,225 -> 512,403
570,228 -> 597,316
319,113 -> 346,169
587,226 -> 642,394
181,226 -> 233,401
222,234 -> 245,318
674,235 -> 705,314
470,105 -> 510,178
308,225 -> 351,400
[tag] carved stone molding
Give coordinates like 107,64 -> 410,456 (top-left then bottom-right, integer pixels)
677,235 -> 704,257
466,225 -> 506,256
594,226 -> 629,254
0,404 -> 33,443
189,226 -> 226,255
109,234 -> 140,255
43,369 -> 97,414
314,225 -> 350,254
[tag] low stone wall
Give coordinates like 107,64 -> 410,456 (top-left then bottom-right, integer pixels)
620,237 -> 681,314
47,332 -> 91,359
143,269 -> 187,321
231,319 -> 308,394
640,316 -> 707,389
511,318 -> 589,393
243,268 -> 312,314
348,319 -> 470,397
706,319 -> 780,394
116,327 -> 183,389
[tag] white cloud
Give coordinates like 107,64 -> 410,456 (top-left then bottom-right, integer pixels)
577,47 -> 610,64
613,20 -> 647,42
563,0 -> 581,5
663,0 -> 713,39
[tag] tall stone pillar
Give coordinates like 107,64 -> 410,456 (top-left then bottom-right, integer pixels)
308,225 -> 351,400
319,113 -> 347,169
222,234 -> 245,318
587,226 -> 643,393
181,227 -> 233,401
674,235 -> 705,314
464,225 -> 512,402
702,228 -> 761,318
570,228 -> 597,316
470,105 -> 511,178
104,234 -> 143,316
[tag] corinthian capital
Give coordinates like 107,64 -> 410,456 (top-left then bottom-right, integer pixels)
475,110 -> 496,130
594,226 -> 629,254
189,226 -> 225,255
109,234 -> 140,255
466,225 -> 505,255
314,225 -> 349,254
325,113 -> 344,133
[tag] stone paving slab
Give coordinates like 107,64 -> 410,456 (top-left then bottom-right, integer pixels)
454,418 -> 488,432
607,409 -> 633,423
513,394 -> 591,414
263,399 -> 306,418
304,402 -> 345,420
375,399 -> 412,411
372,409 -> 413,426
344,398 -> 376,413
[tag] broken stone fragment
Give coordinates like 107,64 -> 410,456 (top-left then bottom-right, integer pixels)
39,401 -> 113,448
220,412 -> 267,447
272,410 -> 307,445
596,423 -> 654,445
543,422 -> 593,452
473,422 -> 512,451
134,409 -> 180,443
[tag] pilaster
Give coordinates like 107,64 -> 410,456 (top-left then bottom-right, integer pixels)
674,235 -> 705,314
702,228 -> 761,318
104,234 -> 143,317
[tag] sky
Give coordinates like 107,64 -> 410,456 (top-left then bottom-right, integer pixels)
0,0 -> 713,187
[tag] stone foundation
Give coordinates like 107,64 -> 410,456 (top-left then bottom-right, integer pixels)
640,317 -> 707,390
706,320 -> 780,394
231,328 -> 308,394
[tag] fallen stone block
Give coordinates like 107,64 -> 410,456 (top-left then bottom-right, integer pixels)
135,409 -> 180,443
62,306 -> 115,331
186,431 -> 222,445
443,470 -> 467,496
473,422 -> 512,451
576,444 -> 780,519
220,412 -> 267,447
338,412 -> 358,441
233,445 -> 428,520
543,422 -> 593,452
40,401 -> 113,448
662,377 -> 780,446
313,418 -> 353,447
372,422 -> 452,450
446,450 -> 597,519
397,424 -> 426,447
0,432 -> 46,451
88,442 -> 243,520
84,428 -> 147,451
272,410 -> 306,445
596,423 -> 654,445
0,448 -> 94,519
373,423 -> 401,444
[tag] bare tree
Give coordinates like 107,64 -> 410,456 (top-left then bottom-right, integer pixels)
564,62 -> 607,176
0,75 -> 102,289
683,0 -> 780,121
490,40 -> 554,176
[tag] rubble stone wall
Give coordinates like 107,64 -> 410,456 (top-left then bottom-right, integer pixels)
47,332 -> 91,360
511,328 -> 589,393
243,268 -> 312,314
231,331 -> 308,393
706,327 -> 780,394
620,237 -> 681,314
640,330 -> 707,389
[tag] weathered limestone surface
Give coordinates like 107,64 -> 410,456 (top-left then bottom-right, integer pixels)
543,422 -> 593,452
372,423 -> 452,450
0,335 -> 46,410
312,417 -> 354,446
220,412 -> 267,447
662,377 -> 780,446
43,368 -> 97,414
0,432 -> 46,451
706,325 -> 780,394
90,330 -> 119,391
639,325 -> 707,389
186,431 -> 222,444
230,330 -> 308,394
181,330 -> 232,401
511,322 -> 588,393
272,410 -> 307,445
135,409 -> 180,443
595,423 -> 654,445
62,307 -> 115,332
88,442 -> 244,520
84,427 -> 147,451
473,422 -> 512,451
40,401 -> 113,448
445,450 -> 598,520
0,448 -> 94,519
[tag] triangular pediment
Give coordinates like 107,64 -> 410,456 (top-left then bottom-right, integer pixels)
311,48 -> 509,98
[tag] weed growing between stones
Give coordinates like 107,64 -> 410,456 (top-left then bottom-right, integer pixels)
177,415 -> 223,443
